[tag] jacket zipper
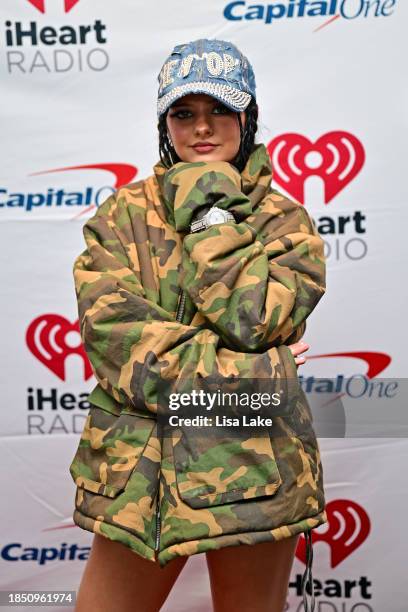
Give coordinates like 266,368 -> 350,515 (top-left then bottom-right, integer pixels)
154,281 -> 185,557
156,226 -> 197,554
176,287 -> 186,323
154,487 -> 161,552
154,422 -> 165,556
176,220 -> 202,324
162,234 -> 195,548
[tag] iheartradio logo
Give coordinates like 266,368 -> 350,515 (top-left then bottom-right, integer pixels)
26,314 -> 92,381
296,499 -> 371,568
267,131 -> 365,205
26,0 -> 80,13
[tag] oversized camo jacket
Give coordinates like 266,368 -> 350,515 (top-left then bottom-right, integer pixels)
69,143 -> 328,567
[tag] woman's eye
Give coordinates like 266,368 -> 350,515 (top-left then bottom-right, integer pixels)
169,105 -> 231,119
169,109 -> 191,119
213,104 -> 231,114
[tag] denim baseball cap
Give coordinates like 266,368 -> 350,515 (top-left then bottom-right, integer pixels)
157,38 -> 256,118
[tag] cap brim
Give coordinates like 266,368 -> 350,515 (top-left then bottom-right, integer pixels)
157,81 -> 252,117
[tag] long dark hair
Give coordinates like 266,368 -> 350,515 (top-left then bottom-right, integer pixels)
157,98 -> 259,173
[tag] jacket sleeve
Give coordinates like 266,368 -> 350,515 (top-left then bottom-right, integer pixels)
73,190 -> 299,417
173,163 -> 325,352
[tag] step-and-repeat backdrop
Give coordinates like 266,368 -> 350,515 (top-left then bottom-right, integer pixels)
1,1 -> 407,610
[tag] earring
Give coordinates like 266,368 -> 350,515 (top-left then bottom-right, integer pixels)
167,134 -> 174,148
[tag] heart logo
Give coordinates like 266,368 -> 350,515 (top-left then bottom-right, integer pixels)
27,0 -> 80,13
267,131 -> 365,204
296,499 -> 371,568
26,314 -> 93,381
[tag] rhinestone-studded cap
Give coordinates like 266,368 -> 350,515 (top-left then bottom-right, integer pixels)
157,38 -> 256,117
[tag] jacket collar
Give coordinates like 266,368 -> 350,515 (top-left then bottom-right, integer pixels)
153,143 -> 273,228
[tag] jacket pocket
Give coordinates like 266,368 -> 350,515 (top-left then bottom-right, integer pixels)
69,403 -> 155,498
172,429 -> 282,509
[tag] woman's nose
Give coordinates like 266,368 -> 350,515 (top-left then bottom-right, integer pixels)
194,115 -> 213,137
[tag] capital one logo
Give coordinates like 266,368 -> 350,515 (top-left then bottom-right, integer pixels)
309,350 -> 391,378
26,0 -> 80,13
267,131 -> 365,205
26,314 -> 92,381
296,499 -> 371,568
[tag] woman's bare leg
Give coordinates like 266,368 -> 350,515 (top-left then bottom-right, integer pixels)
75,533 -> 188,612
206,535 -> 300,612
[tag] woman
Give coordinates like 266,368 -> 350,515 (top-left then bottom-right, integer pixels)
70,38 -> 327,612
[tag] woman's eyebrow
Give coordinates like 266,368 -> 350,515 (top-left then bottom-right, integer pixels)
170,99 -> 218,108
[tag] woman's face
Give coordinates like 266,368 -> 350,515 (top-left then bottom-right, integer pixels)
166,93 -> 246,164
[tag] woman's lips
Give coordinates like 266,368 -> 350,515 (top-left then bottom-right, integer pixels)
192,144 -> 219,153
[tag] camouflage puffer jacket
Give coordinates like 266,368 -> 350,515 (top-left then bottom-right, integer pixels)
69,143 -> 327,579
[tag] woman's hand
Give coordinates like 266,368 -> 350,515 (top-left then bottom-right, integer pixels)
288,341 -> 310,367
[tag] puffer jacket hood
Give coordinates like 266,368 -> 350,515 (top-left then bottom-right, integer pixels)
69,143 -> 326,608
